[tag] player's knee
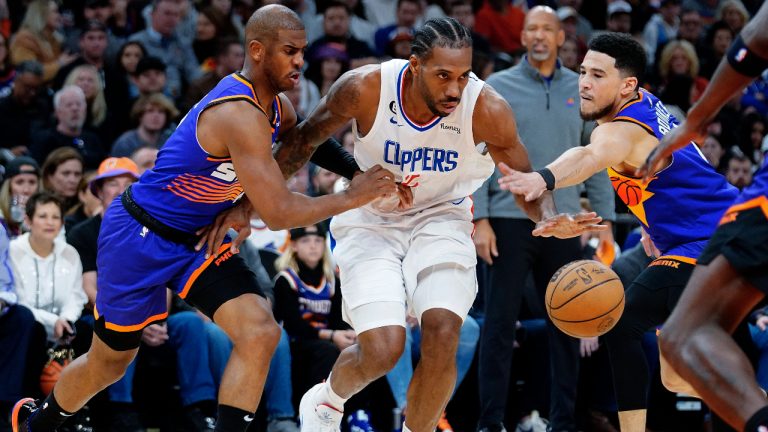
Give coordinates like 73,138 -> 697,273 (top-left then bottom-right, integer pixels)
360,329 -> 405,374
419,315 -> 461,360
90,351 -> 135,383
231,316 -> 281,354
658,328 -> 686,366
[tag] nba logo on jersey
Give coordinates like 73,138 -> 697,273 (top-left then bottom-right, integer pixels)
211,163 -> 237,182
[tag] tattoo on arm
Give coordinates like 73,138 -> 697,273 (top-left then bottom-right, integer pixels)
273,71 -> 362,179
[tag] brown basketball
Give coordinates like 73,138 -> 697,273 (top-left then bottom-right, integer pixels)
546,260 -> 625,338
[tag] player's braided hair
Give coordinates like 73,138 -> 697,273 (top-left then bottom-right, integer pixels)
411,17 -> 472,59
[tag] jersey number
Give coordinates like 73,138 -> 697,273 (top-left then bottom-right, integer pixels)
211,163 -> 237,182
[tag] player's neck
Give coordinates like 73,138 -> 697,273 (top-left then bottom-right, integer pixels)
241,66 -> 279,114
596,91 -> 639,125
401,69 -> 437,124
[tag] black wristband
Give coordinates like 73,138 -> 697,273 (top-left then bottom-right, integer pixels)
727,34 -> 768,78
310,137 -> 361,180
536,167 -> 556,191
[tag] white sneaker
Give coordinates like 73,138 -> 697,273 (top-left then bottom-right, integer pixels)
299,383 -> 344,432
514,410 -> 549,432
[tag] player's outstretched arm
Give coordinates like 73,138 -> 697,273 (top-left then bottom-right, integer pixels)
498,122 -> 635,200
274,65 -> 379,178
473,85 -> 557,222
199,101 -> 397,231
639,1 -> 768,179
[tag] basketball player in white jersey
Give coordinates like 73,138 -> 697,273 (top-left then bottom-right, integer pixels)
274,17 -> 606,432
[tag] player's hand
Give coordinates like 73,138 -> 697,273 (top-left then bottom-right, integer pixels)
396,182 -> 414,211
346,165 -> 398,207
580,337 -> 599,357
196,200 -> 252,259
640,227 -> 660,258
473,218 -> 498,265
757,315 -> 768,331
497,162 -> 547,202
141,323 -> 169,347
532,212 -> 607,239
636,122 -> 703,183
331,329 -> 357,350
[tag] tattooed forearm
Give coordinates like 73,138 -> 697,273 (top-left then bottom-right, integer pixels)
273,137 -> 315,179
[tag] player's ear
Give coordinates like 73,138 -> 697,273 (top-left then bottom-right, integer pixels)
622,76 -> 638,97
248,39 -> 265,62
408,54 -> 420,76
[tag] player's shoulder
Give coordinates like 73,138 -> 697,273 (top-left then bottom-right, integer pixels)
475,82 -> 512,117
335,64 -> 382,96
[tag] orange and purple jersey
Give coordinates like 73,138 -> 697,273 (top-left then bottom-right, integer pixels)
130,73 -> 282,232
608,89 -> 738,259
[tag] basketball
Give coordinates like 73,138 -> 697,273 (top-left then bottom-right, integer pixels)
611,176 -> 643,206
546,260 -> 625,338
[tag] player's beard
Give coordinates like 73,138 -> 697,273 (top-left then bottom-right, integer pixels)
417,75 -> 459,118
580,100 -> 614,121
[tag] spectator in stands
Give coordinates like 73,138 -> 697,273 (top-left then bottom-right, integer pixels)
41,147 -> 84,215
373,0 -> 421,56
129,145 -> 158,175
384,29 -> 413,59
305,42 -> 349,97
606,1 -> 633,34
129,0 -> 201,99
642,0 -> 681,64
559,36 -> 580,72
53,20 -> 109,90
193,6 -> 238,71
475,0 -> 525,54
310,167 -> 339,197
63,64 -> 111,143
9,0 -> 77,82
724,153 -> 754,190
111,92 -> 178,157
63,171 -> 102,233
208,0 -> 246,40
0,61 -> 50,157
446,0 -> 493,78
738,112 -> 767,166
0,157 -> 41,238
305,1 -> 377,70
274,224 -> 354,396
677,8 -> 706,49
0,225 -> 41,432
30,85 -> 105,169
281,74 -> 321,119
556,0 -> 593,44
0,31 -> 14,97
181,37 -> 244,114
716,0 -> 750,33
698,20 -> 733,79
132,56 -> 168,101
701,134 -> 727,172
10,192 -> 86,343
656,40 -> 708,112
116,41 -> 146,101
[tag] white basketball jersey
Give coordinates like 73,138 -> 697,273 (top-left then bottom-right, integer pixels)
352,59 -> 495,215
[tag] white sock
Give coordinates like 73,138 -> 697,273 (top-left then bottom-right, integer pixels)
314,374 -> 348,411
403,424 -> 413,432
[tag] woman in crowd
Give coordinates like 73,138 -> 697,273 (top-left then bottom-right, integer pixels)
41,147 -> 84,216
0,157 -> 41,238
656,39 -> 708,112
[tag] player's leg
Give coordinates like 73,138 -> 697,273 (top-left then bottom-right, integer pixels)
660,256 -> 765,430
182,252 -> 280,432
602,259 -> 694,432
404,263 -> 474,432
13,317 -> 142,432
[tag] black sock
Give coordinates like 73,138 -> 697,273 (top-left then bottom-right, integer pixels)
745,405 -> 768,432
215,404 -> 254,432
28,393 -> 76,430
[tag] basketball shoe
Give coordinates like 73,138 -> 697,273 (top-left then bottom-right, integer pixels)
10,398 -> 37,432
299,383 -> 343,432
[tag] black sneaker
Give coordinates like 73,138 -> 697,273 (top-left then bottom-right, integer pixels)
108,409 -> 146,432
183,406 -> 215,432
10,398 -> 37,432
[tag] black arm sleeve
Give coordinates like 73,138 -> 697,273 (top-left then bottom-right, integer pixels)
309,137 -> 360,180
274,275 -> 321,340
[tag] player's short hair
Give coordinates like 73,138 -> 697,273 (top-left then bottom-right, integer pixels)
588,33 -> 646,84
411,17 -> 472,60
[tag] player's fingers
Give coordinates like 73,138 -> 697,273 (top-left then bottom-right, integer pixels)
525,190 -> 540,202
497,162 -> 515,176
490,237 -> 499,258
195,227 -> 211,251
206,225 -> 228,259
230,228 -> 249,254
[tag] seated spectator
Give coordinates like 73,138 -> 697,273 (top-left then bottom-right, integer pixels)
9,192 -> 86,343
701,134 -> 727,172
0,224 -> 43,429
130,145 -> 159,175
305,1 -> 377,70
698,20 -> 734,79
9,0 -> 77,82
559,36 -> 581,72
281,74 -> 321,119
181,38 -> 244,115
0,61 -> 50,157
116,41 -> 146,101
0,157 -> 42,238
63,171 -> 102,233
193,6 -> 238,71
274,224 -> 354,396
305,42 -> 349,97
111,93 -> 178,157
741,70 -> 768,117
642,0 -> 681,65
63,64 -> 113,145
132,56 -> 168,102
41,147 -> 84,215
656,39 -> 708,112
373,0 -> 421,56
725,152 -> 754,190
716,0 -> 750,33
738,111 -> 767,167
474,0 -> 525,54
30,85 -> 105,169
0,31 -> 14,98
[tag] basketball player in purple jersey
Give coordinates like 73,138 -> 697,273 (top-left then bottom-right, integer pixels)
11,5 -> 398,432
640,2 -> 768,431
499,33 -> 737,432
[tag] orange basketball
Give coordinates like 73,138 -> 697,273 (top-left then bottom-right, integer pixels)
610,176 -> 642,206
546,260 -> 625,338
